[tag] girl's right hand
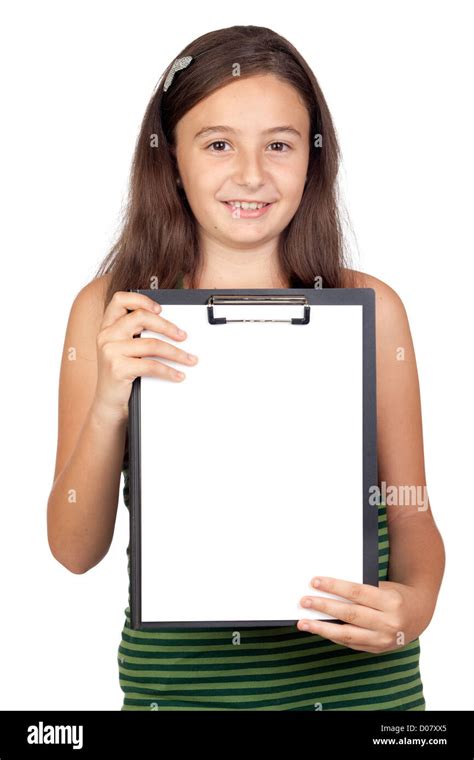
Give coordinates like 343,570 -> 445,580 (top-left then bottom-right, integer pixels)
93,291 -> 198,420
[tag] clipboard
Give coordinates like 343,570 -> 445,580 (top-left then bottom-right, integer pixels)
127,287 -> 378,630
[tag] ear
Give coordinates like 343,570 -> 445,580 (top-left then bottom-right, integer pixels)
168,144 -> 179,179
169,144 -> 180,174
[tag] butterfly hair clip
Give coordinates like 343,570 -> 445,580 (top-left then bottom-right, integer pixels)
163,56 -> 194,92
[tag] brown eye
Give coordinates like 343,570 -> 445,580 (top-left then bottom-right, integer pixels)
269,142 -> 290,152
207,141 -> 230,152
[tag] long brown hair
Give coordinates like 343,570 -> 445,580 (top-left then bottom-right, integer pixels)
94,25 -> 356,307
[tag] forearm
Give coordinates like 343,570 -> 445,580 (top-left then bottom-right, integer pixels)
387,511 -> 445,629
47,402 -> 128,573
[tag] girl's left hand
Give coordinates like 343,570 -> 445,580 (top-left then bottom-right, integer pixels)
297,576 -> 425,653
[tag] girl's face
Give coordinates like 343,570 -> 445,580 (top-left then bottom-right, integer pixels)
173,74 -> 310,250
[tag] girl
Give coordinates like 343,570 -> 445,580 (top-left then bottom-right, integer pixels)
47,25 -> 445,711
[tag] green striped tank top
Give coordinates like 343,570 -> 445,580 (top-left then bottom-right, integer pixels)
117,273 -> 426,710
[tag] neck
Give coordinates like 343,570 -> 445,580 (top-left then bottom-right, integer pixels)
186,234 -> 289,289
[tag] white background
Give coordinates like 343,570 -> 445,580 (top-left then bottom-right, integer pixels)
0,0 -> 472,710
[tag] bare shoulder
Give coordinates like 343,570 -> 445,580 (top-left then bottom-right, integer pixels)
342,266 -> 403,300
67,273 -> 113,350
71,272 -> 112,319
342,267 -> 409,333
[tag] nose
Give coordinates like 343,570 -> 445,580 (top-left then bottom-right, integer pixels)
233,147 -> 266,190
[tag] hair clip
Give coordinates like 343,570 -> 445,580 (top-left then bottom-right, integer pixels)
163,56 -> 194,92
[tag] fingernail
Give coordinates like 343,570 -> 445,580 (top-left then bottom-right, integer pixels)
300,623 -> 310,631
312,578 -> 321,587
178,329 -> 186,337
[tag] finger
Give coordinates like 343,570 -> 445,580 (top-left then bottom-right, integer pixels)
296,619 -> 383,651
101,291 -> 162,330
299,595 -> 382,630
102,308 -> 186,344
309,576 -> 388,612
126,356 -> 188,383
111,337 -> 198,367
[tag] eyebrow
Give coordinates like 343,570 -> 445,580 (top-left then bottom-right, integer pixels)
194,125 -> 302,140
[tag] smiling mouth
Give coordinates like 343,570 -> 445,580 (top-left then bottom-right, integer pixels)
223,201 -> 272,208
220,200 -> 276,218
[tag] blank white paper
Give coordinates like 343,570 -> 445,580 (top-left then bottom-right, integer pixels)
139,302 -> 363,624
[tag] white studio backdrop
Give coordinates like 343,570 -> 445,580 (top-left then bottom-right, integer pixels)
0,0 -> 472,710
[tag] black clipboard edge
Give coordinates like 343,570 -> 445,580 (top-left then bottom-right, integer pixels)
128,292 -> 142,629
362,288 -> 379,588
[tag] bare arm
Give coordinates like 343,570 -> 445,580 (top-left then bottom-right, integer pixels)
47,277 -> 127,573
371,273 -> 445,630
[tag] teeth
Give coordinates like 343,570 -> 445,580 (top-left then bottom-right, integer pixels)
225,201 -> 269,209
